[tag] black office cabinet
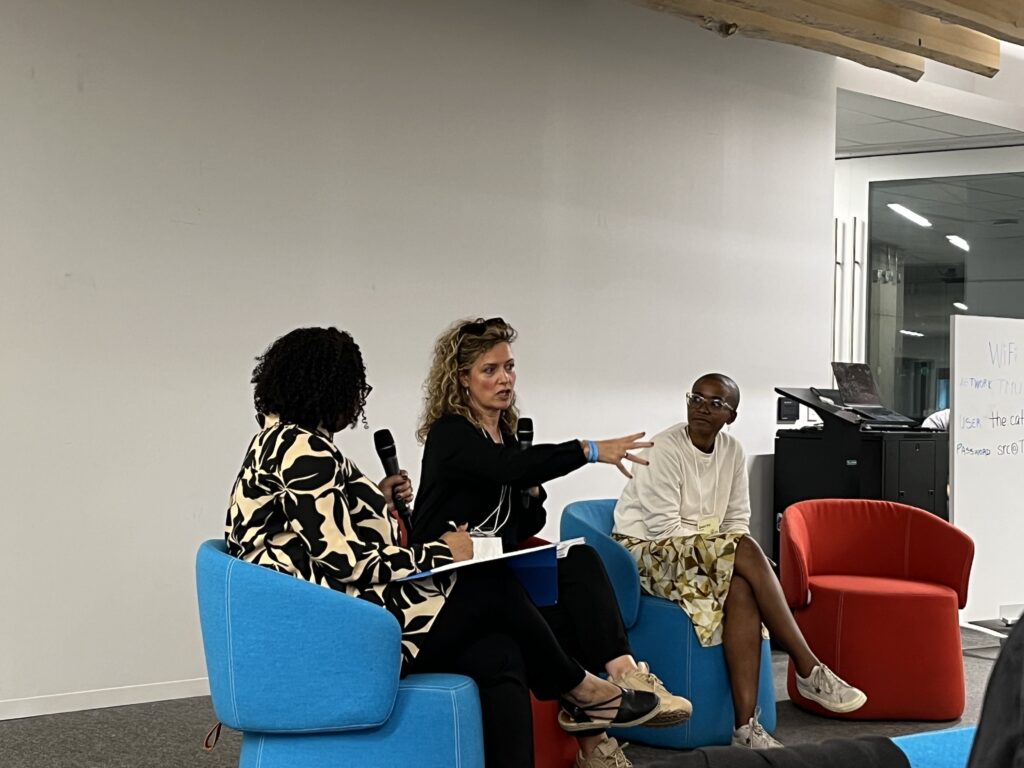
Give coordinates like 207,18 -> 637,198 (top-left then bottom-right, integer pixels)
884,434 -> 945,513
771,405 -> 948,562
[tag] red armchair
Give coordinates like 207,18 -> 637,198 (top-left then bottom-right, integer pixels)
780,499 -> 974,721
531,698 -> 578,768
521,537 -> 577,768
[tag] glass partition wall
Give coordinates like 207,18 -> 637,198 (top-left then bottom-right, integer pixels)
867,173 -> 1024,419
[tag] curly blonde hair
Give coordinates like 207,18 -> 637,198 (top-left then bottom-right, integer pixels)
418,317 -> 520,442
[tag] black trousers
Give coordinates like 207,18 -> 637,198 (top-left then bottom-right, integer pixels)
405,563 -> 585,768
670,737 -> 910,767
539,544 -> 633,673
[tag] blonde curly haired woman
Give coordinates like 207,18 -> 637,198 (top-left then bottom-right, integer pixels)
411,317 -> 693,768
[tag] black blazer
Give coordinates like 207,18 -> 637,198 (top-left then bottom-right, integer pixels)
410,413 -> 587,551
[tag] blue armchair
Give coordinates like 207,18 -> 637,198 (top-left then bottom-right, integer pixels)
195,540 -> 484,768
891,726 -> 976,768
560,500 -> 776,749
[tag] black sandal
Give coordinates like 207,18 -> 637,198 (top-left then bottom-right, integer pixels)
557,686 -> 661,733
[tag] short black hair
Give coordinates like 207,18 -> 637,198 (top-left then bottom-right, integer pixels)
252,327 -> 371,432
694,372 -> 741,408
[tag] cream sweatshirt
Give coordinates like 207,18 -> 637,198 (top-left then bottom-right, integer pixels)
613,421 -> 750,540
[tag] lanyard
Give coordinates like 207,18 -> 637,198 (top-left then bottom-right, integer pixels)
472,427 -> 511,536
471,484 -> 511,536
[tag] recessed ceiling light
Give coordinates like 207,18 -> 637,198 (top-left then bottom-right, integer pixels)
946,235 -> 970,251
899,329 -> 925,337
953,302 -> 969,311
887,203 -> 932,228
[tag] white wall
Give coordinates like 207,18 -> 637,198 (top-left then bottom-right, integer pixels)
0,0 -> 837,717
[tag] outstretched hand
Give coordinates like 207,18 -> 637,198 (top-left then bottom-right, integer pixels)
592,432 -> 654,478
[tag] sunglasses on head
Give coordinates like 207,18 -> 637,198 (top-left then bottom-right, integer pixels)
458,317 -> 506,338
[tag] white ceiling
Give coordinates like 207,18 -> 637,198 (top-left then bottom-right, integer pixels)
837,90 -> 1024,158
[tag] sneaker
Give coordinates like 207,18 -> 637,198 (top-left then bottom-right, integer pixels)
576,737 -> 632,768
610,662 -> 692,727
796,664 -> 867,713
732,712 -> 783,749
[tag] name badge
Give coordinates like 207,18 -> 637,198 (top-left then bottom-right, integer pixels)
471,535 -> 504,562
697,517 -> 719,536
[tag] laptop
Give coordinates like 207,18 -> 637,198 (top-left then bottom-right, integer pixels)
831,362 -> 919,425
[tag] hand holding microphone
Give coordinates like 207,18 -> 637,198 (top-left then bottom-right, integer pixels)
378,472 -> 413,511
373,429 -> 413,528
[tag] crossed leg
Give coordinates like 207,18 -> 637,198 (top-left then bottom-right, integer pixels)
722,535 -> 819,725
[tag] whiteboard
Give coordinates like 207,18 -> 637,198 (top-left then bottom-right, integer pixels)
951,314 -> 1024,620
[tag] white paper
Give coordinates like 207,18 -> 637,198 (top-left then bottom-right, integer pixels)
471,535 -> 505,562
398,542 -> 556,580
556,537 -> 586,559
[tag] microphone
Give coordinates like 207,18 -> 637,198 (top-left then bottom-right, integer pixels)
517,418 -> 534,509
517,417 -> 533,452
373,429 -> 412,528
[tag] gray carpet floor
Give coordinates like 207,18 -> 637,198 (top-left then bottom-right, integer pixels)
0,629 -> 998,768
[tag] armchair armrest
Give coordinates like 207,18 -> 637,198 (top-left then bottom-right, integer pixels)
560,504 -> 640,627
779,509 -> 811,609
907,511 -> 975,608
196,540 -> 401,733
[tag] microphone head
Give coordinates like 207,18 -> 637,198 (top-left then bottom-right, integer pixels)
373,428 -> 397,458
517,417 -> 533,440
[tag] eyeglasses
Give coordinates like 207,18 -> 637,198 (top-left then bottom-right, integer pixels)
458,317 -> 506,337
686,392 -> 736,413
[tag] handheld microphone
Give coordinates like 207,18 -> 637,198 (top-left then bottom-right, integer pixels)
517,418 -> 534,509
373,429 -> 412,527
517,417 -> 533,452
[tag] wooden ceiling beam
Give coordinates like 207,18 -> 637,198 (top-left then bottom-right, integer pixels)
882,0 -> 1024,46
635,0 -> 927,80
714,0 -> 1001,76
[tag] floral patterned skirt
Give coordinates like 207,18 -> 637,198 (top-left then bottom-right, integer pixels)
613,532 -> 767,648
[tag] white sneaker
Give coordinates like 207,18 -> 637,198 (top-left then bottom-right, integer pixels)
609,662 -> 692,727
575,737 -> 632,768
731,712 -> 783,749
796,664 -> 867,713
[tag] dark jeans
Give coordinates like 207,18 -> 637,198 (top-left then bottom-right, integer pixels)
406,563 -> 585,768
